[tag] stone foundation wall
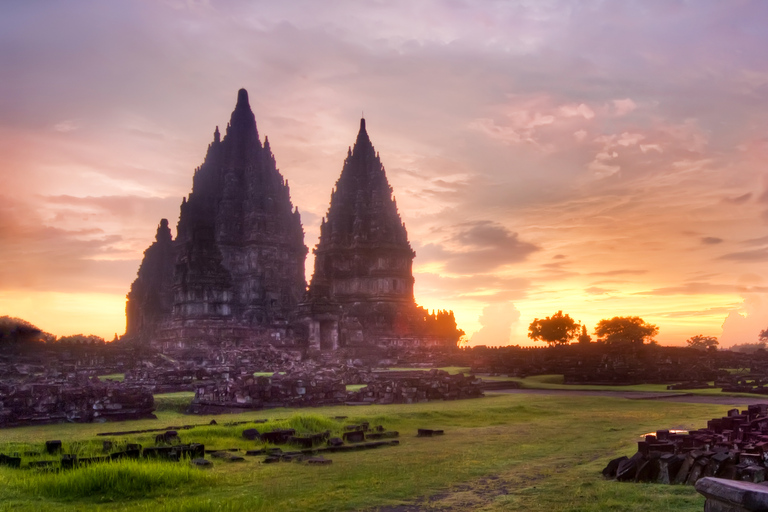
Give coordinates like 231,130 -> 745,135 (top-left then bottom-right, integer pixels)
0,380 -> 155,427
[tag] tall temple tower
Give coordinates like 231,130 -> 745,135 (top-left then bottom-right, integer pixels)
125,89 -> 307,349
303,119 -> 462,351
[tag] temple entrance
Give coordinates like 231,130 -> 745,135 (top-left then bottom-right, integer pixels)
319,320 -> 337,350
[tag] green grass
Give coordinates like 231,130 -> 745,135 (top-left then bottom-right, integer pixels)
0,394 -> 742,511
154,392 -> 195,413
346,384 -> 367,392
98,373 -> 125,382
11,459 -> 217,502
379,366 -> 471,374
506,374 -> 759,397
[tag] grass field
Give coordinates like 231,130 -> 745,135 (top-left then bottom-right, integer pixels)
0,392 -> 746,512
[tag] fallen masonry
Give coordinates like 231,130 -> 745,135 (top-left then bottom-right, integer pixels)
603,404 -> 768,486
0,418 -> 403,471
0,379 -> 156,427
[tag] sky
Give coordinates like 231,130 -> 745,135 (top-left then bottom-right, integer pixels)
2,0 -> 768,347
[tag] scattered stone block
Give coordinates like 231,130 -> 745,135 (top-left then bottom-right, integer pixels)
242,428 -> 260,441
45,440 -> 62,454
343,431 -> 365,443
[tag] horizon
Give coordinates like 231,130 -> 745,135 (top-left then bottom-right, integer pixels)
2,1 -> 768,347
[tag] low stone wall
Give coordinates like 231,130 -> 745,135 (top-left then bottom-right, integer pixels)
188,369 -> 483,413
603,404 -> 768,486
347,370 -> 483,404
0,380 -> 155,427
188,372 -> 348,413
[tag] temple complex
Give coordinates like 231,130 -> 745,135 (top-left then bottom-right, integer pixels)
124,89 -> 462,355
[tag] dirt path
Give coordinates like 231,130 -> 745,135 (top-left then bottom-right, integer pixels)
487,387 -> 768,405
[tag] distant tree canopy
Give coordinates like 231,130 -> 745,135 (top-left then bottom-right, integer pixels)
759,328 -> 768,344
730,342 -> 767,354
0,316 -> 55,345
594,316 -> 658,346
56,334 -> 106,345
686,334 -> 718,351
528,311 -> 581,346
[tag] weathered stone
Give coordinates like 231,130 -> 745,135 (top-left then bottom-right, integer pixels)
696,477 -> 768,512
242,428 -> 260,441
45,440 -> 62,454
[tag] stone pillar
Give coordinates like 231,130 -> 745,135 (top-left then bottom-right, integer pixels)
696,477 -> 768,511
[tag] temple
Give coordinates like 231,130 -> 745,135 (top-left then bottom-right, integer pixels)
125,89 -> 308,351
124,90 -> 462,355
300,118 -> 463,353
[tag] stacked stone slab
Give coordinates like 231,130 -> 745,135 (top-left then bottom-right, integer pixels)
0,380 -> 155,427
188,372 -> 349,413
188,368 -> 483,413
717,374 -> 768,395
347,369 -> 483,404
603,405 -> 768,486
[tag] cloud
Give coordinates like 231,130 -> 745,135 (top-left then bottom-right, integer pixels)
635,282 -> 768,296
701,236 -> 723,245
585,286 -> 614,295
414,271 -> 532,303
720,249 -> 768,262
724,193 -> 752,204
417,221 -> 539,274
720,295 -> 768,347
588,269 -> 648,277
469,302 -> 521,347
612,98 -> 637,116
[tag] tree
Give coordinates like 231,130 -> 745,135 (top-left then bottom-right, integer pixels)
760,328 -> 768,344
528,311 -> 581,346
594,316 -> 658,346
686,334 -> 718,351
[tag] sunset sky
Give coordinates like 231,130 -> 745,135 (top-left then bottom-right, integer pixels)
2,0 -> 768,347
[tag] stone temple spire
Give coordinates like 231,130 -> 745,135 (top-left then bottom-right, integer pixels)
302,118 -> 462,352
309,118 -> 414,304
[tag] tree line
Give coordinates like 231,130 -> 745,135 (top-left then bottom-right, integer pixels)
527,311 -> 719,350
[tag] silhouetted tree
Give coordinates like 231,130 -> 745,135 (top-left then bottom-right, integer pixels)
595,316 -> 658,347
0,316 -> 55,345
528,311 -> 580,346
759,328 -> 768,344
56,334 -> 106,345
686,334 -> 718,351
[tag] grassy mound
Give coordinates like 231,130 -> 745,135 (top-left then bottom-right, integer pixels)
15,459 -> 216,502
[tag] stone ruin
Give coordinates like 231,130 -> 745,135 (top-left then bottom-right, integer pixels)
603,404 -> 768,487
123,89 -> 463,357
188,368 -> 483,414
465,344 -> 734,387
345,370 -> 483,404
0,418 -> 406,470
0,377 -> 155,427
